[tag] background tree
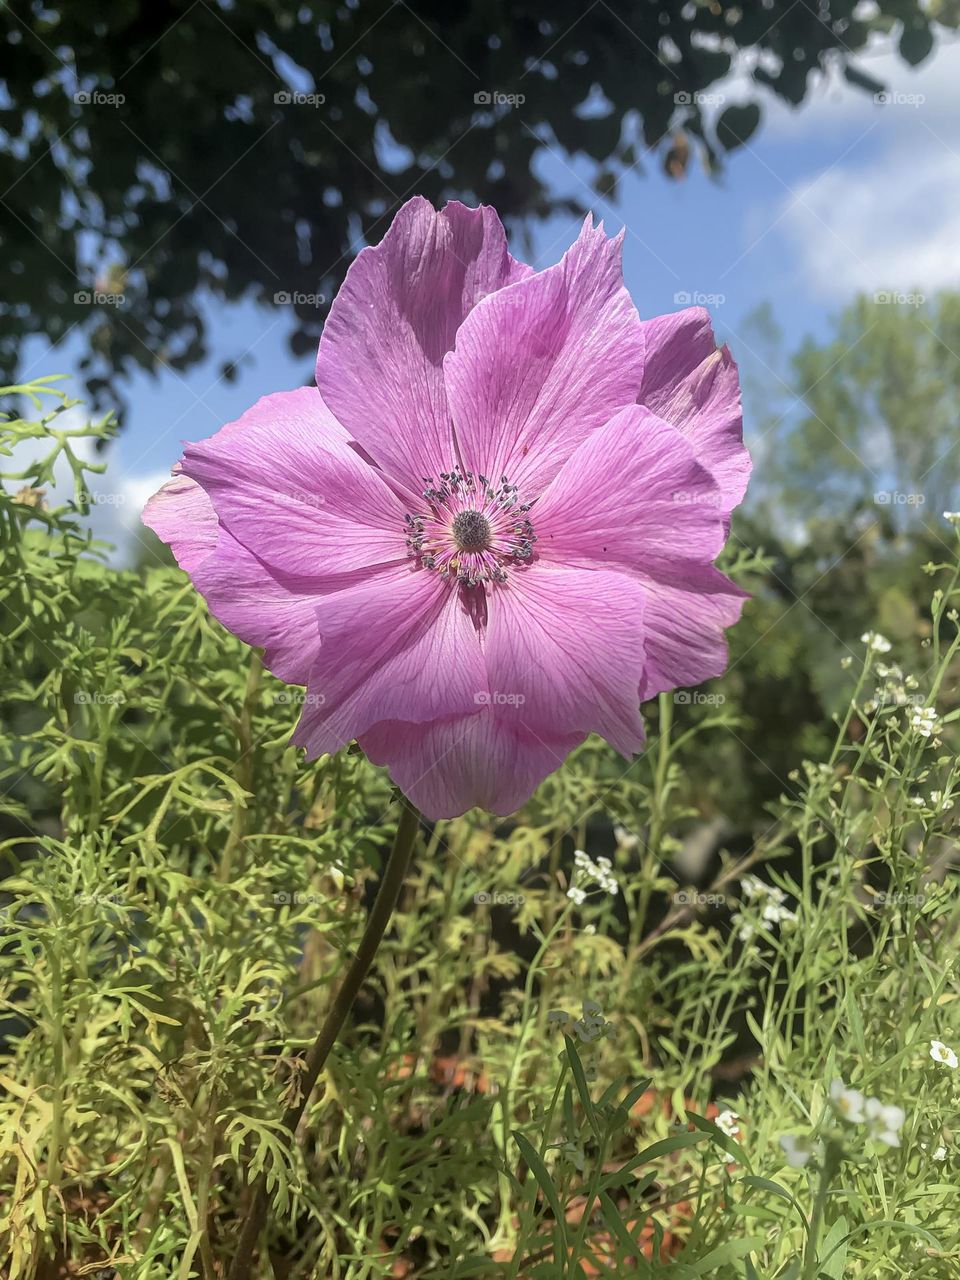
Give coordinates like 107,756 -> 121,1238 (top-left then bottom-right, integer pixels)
757,292 -> 960,528
0,0 -> 946,420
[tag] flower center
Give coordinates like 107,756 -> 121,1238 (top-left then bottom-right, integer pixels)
404,467 -> 537,587
452,509 -> 492,552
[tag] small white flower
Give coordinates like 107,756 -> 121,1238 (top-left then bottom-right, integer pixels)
779,1134 -> 816,1168
829,1078 -> 866,1123
933,1145 -> 948,1161
943,511 -> 960,525
547,1009 -> 570,1025
930,1040 -> 959,1069
762,901 -> 797,927
740,874 -> 766,901
865,1097 -> 905,1147
715,1109 -> 740,1139
567,885 -> 587,905
908,706 -> 940,738
573,849 -> 590,868
613,824 -> 640,851
861,631 -> 892,654
734,916 -> 755,942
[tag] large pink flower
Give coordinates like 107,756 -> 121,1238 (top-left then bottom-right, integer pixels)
143,197 -> 749,819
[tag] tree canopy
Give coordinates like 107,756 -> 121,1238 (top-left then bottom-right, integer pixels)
0,0 -> 947,418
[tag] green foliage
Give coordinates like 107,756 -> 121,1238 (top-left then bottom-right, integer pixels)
754,291 -> 960,524
3,380 -> 960,1279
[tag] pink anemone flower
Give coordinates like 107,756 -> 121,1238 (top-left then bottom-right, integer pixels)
143,197 -> 749,819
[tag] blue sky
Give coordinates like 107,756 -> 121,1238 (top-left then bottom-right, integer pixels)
17,32 -> 960,556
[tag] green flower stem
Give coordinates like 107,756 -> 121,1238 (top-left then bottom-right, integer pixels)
802,1140 -> 843,1280
226,793 -> 421,1280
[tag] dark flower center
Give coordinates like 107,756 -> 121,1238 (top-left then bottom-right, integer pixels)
452,508 -> 492,552
403,466 -> 537,588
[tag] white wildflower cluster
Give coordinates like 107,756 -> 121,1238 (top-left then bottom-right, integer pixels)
861,630 -> 892,654
734,875 -> 797,941
909,790 -> 951,813
566,849 -> 619,904
779,1076 -> 907,1168
943,511 -> 960,526
930,1039 -> 959,1069
908,705 -> 941,738
829,1079 -> 905,1148
863,661 -> 919,713
547,998 -> 616,1044
715,1109 -> 740,1140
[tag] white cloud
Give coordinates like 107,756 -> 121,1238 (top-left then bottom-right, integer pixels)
779,135 -> 960,297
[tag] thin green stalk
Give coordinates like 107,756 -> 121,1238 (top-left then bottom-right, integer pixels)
225,794 -> 421,1280
802,1140 -> 842,1280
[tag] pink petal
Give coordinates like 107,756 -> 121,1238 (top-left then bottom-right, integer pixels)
639,308 -> 750,518
532,403 -> 746,701
315,198 -> 531,497
360,713 -> 582,820
444,216 -> 645,498
484,565 -> 647,757
142,471 -> 219,575
191,528 -> 332,686
533,404 -> 727,575
638,564 -> 748,701
291,566 -> 487,757
143,475 -> 327,687
179,385 -> 406,580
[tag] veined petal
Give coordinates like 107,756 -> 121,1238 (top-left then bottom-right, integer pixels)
315,197 -> 531,496
445,216 -> 645,497
142,470 -> 219,575
144,473 -> 329,687
292,566 -> 487,757
180,385 -> 406,580
639,307 -> 750,519
484,565 -> 646,757
360,713 -> 581,820
533,404 -> 727,573
637,564 -> 748,701
532,403 -> 746,701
